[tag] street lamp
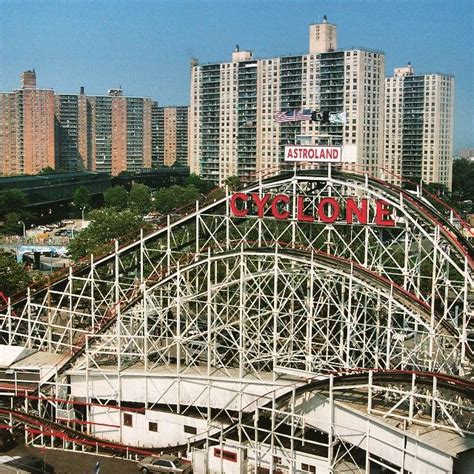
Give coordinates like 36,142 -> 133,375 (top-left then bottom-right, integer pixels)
81,207 -> 86,229
18,221 -> 25,238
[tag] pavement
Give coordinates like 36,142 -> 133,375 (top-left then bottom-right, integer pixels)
2,443 -> 139,474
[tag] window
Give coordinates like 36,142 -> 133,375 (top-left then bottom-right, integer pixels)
123,413 -> 133,427
184,425 -> 197,435
149,422 -> 158,432
214,448 -> 237,462
301,463 -> 317,473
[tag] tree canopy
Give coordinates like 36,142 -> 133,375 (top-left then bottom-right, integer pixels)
452,158 -> 474,202
224,175 -> 243,191
0,189 -> 28,217
38,166 -> 56,174
129,183 -> 152,215
153,185 -> 199,214
104,185 -> 128,210
0,251 -> 34,297
73,186 -> 92,212
185,174 -> 215,194
67,208 -> 146,261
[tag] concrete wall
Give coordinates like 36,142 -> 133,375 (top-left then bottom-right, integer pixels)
193,443 -> 328,474
89,406 -> 212,448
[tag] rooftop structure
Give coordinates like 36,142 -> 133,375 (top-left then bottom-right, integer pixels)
190,17 -> 385,184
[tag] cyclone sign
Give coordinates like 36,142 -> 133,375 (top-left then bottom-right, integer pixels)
230,193 -> 395,227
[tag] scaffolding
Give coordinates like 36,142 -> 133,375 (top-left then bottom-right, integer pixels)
0,168 -> 471,470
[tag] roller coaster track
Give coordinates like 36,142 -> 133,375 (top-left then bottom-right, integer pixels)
0,170 -> 470,463
0,370 -> 471,458
2,169 -> 472,310
1,245 -> 464,449
31,244 -> 469,390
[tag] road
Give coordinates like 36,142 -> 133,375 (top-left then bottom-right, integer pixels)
3,443 -> 138,474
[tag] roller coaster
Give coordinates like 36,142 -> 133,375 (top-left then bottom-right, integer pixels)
0,168 -> 472,473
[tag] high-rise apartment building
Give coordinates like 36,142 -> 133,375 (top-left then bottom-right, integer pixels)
190,17 -> 385,184
384,64 -> 454,189
151,105 -> 189,167
0,70 -> 55,175
55,88 -> 153,175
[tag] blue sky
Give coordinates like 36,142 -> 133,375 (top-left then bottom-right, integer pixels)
0,0 -> 472,150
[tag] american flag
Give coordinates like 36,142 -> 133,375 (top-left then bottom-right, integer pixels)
273,109 -> 312,123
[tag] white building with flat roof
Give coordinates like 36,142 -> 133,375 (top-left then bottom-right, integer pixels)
190,17 -> 385,185
384,64 -> 454,189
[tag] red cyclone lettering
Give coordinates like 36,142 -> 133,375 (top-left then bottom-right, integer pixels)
318,197 -> 340,223
346,198 -> 368,224
230,193 -> 248,217
297,196 -> 314,222
375,199 -> 395,227
252,193 -> 271,218
271,194 -> 290,220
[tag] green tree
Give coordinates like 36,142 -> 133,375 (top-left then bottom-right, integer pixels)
180,185 -> 199,206
185,174 -> 214,194
0,251 -> 33,297
154,186 -> 181,214
73,186 -> 92,212
3,212 -> 23,235
38,166 -> 56,174
0,189 -> 28,217
171,161 -> 185,167
129,183 -> 152,215
104,185 -> 128,210
424,182 -> 450,198
153,185 -> 199,214
452,159 -> 474,202
67,208 -> 145,261
224,175 -> 242,191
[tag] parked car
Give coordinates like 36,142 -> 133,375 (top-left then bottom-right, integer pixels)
3,455 -> 54,473
55,229 -> 73,237
137,455 -> 192,473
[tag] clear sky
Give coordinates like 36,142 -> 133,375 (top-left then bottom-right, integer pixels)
0,0 -> 472,150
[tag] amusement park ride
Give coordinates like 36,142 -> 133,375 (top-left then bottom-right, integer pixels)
0,165 -> 472,473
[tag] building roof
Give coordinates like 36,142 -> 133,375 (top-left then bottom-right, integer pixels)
0,171 -> 110,187
195,46 -> 385,67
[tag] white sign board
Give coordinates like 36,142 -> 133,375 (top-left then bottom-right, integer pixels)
284,145 -> 342,162
341,144 -> 357,164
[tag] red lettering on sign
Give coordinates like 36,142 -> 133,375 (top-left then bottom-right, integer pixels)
230,193 -> 248,217
375,200 -> 395,227
318,197 -> 340,223
297,196 -> 314,223
229,193 -> 396,228
346,198 -> 368,224
252,193 -> 270,218
271,194 -> 290,220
